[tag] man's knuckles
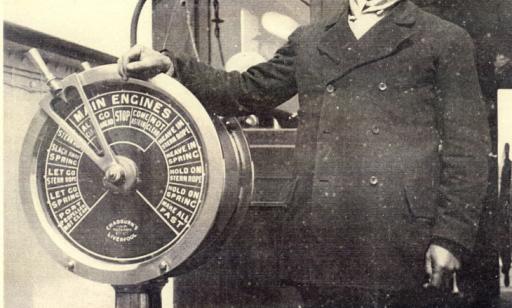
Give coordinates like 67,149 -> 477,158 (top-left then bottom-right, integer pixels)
434,260 -> 459,272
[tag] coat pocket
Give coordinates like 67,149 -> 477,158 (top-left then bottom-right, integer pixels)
283,176 -> 300,207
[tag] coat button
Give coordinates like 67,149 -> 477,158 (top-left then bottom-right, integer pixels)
326,84 -> 336,93
371,125 -> 380,135
378,82 -> 387,91
369,176 -> 379,186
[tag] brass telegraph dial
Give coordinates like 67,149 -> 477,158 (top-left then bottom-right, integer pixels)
20,50 -> 253,285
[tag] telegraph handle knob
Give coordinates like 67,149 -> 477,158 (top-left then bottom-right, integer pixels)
81,62 -> 92,70
26,48 -> 63,95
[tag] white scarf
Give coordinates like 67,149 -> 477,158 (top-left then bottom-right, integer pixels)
349,0 -> 402,19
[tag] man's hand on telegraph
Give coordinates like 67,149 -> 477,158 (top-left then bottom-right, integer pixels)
424,244 -> 460,289
117,45 -> 172,80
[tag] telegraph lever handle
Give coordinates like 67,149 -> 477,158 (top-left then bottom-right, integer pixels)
26,48 -> 63,95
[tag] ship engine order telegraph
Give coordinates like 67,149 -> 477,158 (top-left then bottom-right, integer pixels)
19,49 -> 253,307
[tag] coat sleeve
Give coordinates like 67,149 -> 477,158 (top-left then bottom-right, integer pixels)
165,28 -> 302,116
431,26 -> 491,252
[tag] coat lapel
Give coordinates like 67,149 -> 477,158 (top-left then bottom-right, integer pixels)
317,0 -> 418,85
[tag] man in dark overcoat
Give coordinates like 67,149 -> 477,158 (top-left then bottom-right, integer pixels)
119,0 -> 490,306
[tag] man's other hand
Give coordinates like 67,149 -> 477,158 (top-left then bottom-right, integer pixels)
117,45 -> 172,80
424,244 -> 460,288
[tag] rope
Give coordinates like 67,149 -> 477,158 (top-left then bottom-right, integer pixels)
212,0 -> 225,66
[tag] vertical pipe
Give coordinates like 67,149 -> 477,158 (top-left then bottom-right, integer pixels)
193,0 -> 201,56
207,0 -> 212,64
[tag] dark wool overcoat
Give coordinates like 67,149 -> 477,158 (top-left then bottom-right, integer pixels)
170,0 -> 490,290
